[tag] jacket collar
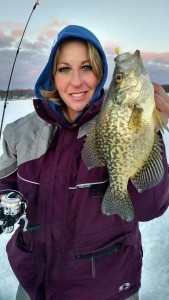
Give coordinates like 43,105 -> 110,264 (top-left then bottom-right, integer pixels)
33,94 -> 105,129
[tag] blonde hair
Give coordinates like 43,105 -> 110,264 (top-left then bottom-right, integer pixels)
40,38 -> 103,103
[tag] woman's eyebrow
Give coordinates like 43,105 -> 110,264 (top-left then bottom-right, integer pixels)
58,60 -> 90,65
57,62 -> 69,65
81,60 -> 90,64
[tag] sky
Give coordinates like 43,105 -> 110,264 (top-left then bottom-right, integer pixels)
0,0 -> 169,91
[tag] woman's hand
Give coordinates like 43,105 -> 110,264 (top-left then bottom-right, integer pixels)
153,82 -> 169,125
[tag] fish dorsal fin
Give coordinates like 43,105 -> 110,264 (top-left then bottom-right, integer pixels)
153,108 -> 169,133
131,133 -> 164,192
128,105 -> 143,131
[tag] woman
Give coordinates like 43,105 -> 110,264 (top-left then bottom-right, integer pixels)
0,25 -> 169,300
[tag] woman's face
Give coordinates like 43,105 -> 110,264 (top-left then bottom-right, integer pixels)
54,40 -> 99,121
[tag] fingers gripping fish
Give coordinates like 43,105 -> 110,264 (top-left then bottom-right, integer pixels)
78,49 -> 168,222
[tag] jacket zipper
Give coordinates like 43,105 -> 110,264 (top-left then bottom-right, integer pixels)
76,242 -> 123,260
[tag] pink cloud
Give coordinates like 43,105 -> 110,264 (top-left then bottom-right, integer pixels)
39,19 -> 69,39
141,51 -> 169,65
11,29 -> 23,38
20,19 -> 70,52
103,40 -> 122,56
0,30 -> 6,39
104,46 -> 169,68
0,21 -> 30,49
29,69 -> 39,75
103,45 -> 169,66
0,18 -> 69,52
0,21 -> 23,29
0,29 -> 14,47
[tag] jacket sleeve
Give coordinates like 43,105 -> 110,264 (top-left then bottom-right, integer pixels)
0,127 -> 18,192
128,137 -> 169,221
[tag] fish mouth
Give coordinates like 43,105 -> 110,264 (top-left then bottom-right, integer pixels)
114,50 -> 146,75
112,84 -> 142,94
115,50 -> 140,63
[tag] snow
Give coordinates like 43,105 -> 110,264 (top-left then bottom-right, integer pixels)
0,100 -> 169,300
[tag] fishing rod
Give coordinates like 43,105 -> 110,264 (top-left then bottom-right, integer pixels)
0,0 -> 39,140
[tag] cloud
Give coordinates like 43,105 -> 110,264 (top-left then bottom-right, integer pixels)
0,48 -> 47,90
29,69 -> 39,76
0,18 -> 72,90
0,19 -> 168,90
0,21 -> 23,30
104,47 -> 169,86
0,21 -> 25,48
103,40 -> 121,57
140,51 -> 169,84
141,51 -> 169,66
22,39 -> 49,53
0,30 -> 14,48
11,29 -> 23,38
103,45 -> 169,67
39,19 -> 69,39
144,62 -> 169,84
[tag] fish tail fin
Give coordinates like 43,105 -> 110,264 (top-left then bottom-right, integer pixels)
101,186 -> 134,222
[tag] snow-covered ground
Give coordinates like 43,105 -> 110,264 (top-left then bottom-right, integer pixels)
0,100 -> 169,300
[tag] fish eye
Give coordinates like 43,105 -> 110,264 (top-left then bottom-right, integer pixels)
115,73 -> 123,83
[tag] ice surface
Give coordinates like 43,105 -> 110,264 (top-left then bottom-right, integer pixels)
0,100 -> 168,300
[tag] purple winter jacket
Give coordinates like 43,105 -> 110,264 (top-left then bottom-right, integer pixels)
0,96 -> 169,300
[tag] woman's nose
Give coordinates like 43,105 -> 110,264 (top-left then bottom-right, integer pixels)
71,71 -> 83,87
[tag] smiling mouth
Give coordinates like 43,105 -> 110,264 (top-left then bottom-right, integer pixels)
70,92 -> 87,98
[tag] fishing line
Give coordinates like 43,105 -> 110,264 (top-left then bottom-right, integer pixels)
0,0 -> 40,140
97,0 -> 117,89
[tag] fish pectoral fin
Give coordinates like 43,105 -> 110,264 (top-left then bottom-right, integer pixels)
153,108 -> 169,133
101,186 -> 134,222
131,133 -> 164,192
81,115 -> 106,169
128,105 -> 143,131
77,115 -> 99,138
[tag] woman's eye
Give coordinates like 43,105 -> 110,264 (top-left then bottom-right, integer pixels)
82,65 -> 92,71
58,67 -> 70,73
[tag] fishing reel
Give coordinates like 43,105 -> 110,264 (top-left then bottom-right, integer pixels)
0,191 -> 39,234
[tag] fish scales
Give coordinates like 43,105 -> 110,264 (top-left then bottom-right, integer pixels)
79,50 -> 166,221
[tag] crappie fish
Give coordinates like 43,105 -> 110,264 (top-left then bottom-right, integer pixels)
79,49 -> 168,222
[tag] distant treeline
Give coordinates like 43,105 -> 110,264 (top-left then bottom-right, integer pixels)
0,89 -> 35,100
0,85 -> 168,100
